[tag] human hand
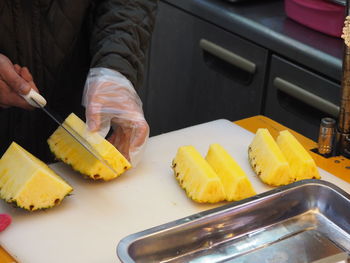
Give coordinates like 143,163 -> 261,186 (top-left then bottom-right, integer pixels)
0,54 -> 38,109
83,68 -> 149,166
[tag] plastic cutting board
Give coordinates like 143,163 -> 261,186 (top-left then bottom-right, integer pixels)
1,119 -> 350,263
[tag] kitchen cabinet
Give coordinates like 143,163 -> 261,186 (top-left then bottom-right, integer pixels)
144,0 -> 343,141
264,55 -> 341,141
145,1 -> 268,136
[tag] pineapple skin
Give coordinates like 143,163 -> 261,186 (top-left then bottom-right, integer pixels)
276,130 -> 320,181
206,144 -> 256,201
0,142 -> 73,211
47,113 -> 131,181
248,128 -> 293,186
172,146 -> 225,203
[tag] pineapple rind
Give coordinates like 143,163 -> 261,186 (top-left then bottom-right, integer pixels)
276,130 -> 320,181
172,146 -> 225,203
248,128 -> 293,186
206,144 -> 256,201
47,113 -> 131,181
0,142 -> 73,211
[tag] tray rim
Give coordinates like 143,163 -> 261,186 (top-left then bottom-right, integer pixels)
117,179 -> 350,262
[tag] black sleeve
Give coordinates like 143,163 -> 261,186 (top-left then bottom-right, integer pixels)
89,0 -> 158,89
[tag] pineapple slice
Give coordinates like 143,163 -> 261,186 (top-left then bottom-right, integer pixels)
172,146 -> 225,203
0,142 -> 73,211
206,144 -> 256,201
48,113 -> 131,181
248,128 -> 293,186
276,130 -> 320,181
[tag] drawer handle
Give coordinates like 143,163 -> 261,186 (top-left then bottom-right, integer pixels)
199,39 -> 256,74
273,77 -> 340,118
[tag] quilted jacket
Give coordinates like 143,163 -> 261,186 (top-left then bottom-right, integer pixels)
0,0 -> 157,161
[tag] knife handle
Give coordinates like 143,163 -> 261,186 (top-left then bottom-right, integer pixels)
21,89 -> 47,108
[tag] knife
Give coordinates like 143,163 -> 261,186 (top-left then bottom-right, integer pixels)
21,89 -> 118,174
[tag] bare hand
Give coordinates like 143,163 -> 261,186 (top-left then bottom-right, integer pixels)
0,54 -> 38,109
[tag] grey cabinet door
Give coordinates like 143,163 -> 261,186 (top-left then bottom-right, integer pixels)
146,1 -> 268,136
264,55 -> 340,141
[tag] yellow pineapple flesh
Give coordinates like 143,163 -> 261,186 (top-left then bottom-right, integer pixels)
0,142 -> 73,211
172,146 -> 225,203
48,113 -> 131,181
276,130 -> 320,181
206,144 -> 256,201
248,128 -> 293,186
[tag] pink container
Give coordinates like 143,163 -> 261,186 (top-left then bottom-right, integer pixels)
284,0 -> 345,37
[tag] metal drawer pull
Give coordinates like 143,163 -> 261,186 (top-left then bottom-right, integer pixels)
199,39 -> 256,74
273,77 -> 340,118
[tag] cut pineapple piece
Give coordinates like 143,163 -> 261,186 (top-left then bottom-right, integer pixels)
0,142 -> 73,211
48,113 -> 131,181
206,144 -> 256,201
172,146 -> 225,203
248,128 -> 293,186
276,130 -> 320,181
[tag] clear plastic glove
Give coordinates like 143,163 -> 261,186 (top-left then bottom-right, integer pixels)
82,68 -> 149,166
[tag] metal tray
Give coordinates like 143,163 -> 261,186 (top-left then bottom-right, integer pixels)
117,180 -> 350,263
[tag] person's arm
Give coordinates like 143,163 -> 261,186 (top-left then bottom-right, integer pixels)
83,1 -> 158,166
89,0 -> 158,89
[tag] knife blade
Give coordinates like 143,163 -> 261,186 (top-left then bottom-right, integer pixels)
21,89 -> 118,175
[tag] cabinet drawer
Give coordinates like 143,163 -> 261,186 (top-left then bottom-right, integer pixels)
264,55 -> 340,141
146,1 -> 268,135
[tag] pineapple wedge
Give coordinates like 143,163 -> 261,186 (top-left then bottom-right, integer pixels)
276,130 -> 320,181
0,142 -> 73,211
206,144 -> 256,201
172,146 -> 225,203
48,113 -> 131,181
248,128 -> 293,186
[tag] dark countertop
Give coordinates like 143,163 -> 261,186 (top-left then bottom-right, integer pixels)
163,0 -> 343,82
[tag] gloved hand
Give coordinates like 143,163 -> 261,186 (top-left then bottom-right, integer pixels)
0,54 -> 38,109
83,68 -> 149,166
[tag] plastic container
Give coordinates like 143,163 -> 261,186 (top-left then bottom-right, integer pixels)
284,0 -> 345,37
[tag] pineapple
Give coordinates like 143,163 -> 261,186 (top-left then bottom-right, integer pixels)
248,128 -> 293,186
172,146 -> 225,203
276,130 -> 320,181
206,144 -> 256,201
48,113 -> 131,181
0,142 -> 73,211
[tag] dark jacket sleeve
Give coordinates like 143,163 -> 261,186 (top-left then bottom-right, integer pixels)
89,0 -> 158,89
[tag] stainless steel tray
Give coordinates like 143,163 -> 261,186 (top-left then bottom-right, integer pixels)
117,180 -> 350,263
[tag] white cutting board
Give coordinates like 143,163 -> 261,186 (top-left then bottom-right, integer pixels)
1,119 -> 350,263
